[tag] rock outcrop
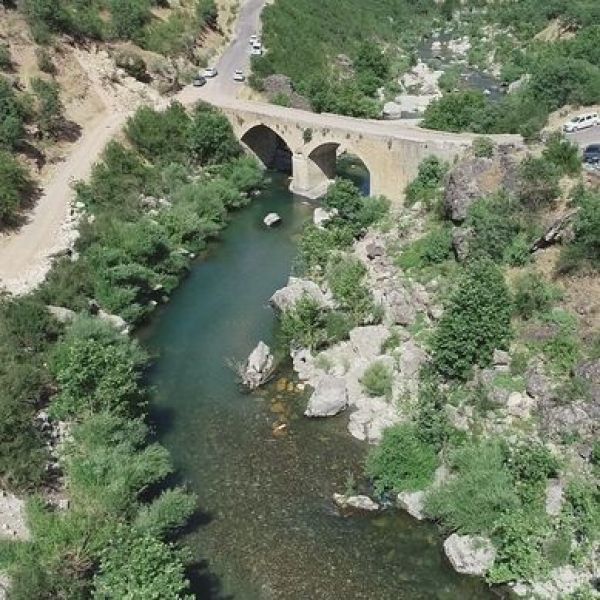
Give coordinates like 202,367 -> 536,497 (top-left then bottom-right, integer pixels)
240,341 -> 275,389
305,375 -> 348,417
313,207 -> 337,229
270,277 -> 331,313
444,154 -> 519,222
443,534 -> 496,576
263,212 -> 281,227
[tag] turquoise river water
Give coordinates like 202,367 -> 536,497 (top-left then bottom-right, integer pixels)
140,170 -> 499,600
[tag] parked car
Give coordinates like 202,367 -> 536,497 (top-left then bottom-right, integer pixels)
250,46 -> 262,56
564,113 -> 599,133
233,69 -> 245,82
203,67 -> 218,78
249,34 -> 258,45
583,143 -> 600,164
193,76 -> 207,87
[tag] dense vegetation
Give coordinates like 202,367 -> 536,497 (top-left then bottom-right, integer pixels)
254,0 -> 600,132
22,0 -> 218,56
0,102 -> 262,596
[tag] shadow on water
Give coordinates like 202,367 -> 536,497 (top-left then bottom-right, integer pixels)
140,172 -> 499,599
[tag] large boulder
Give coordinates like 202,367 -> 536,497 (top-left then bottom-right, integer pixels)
47,305 -> 76,324
263,212 -> 281,227
444,154 -> 519,223
313,207 -> 337,229
443,534 -> 496,576
333,493 -> 379,512
398,340 -> 427,377
574,359 -> 600,404
305,375 -> 348,417
451,227 -> 473,262
349,325 -> 389,359
382,101 -> 403,120
262,74 -> 312,111
397,490 -> 426,520
270,277 -> 330,313
531,209 -> 578,252
241,341 -> 274,389
379,286 -> 417,326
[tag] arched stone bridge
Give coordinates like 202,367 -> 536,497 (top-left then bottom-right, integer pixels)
209,96 -> 521,203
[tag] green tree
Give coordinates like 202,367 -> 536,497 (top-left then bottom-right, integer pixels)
0,77 -> 27,149
186,103 -> 240,165
432,258 -> 512,380
518,155 -> 560,210
32,77 -> 64,138
0,150 -> 35,226
110,0 -> 151,40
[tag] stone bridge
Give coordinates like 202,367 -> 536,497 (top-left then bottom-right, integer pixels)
210,97 -> 520,203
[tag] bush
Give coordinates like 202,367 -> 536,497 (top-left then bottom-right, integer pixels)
432,258 -> 512,380
0,151 -> 35,226
518,155 -> 560,210
426,440 -> 520,533
31,77 -> 64,138
360,360 -> 393,398
0,44 -> 11,70
187,103 -> 240,165
326,256 -> 374,324
295,224 -> 354,275
542,132 -> 581,176
280,296 -> 329,350
0,76 -> 27,149
396,226 -> 453,271
415,367 -> 449,452
558,188 -> 600,273
405,156 -> 447,208
513,272 -> 561,320
35,47 -> 56,74
472,136 -> 495,158
366,423 -> 438,494
109,0 -> 151,40
50,317 -> 149,419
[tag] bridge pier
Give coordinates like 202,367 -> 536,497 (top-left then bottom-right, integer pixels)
289,153 -> 333,199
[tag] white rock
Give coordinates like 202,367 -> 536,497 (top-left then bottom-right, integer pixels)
333,493 -> 379,511
305,375 -> 348,417
383,101 -> 403,119
263,212 -> 281,227
507,392 -> 534,419
397,490 -> 426,520
349,325 -> 390,359
270,277 -> 331,313
241,341 -> 274,389
313,207 -> 338,228
545,478 -> 564,517
47,305 -> 76,323
443,534 -> 496,576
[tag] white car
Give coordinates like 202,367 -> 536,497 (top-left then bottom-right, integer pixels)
563,113 -> 599,133
249,34 -> 258,45
233,70 -> 245,82
250,46 -> 262,56
203,67 -> 218,78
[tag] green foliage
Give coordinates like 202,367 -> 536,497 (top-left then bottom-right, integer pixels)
326,256 -> 374,324
396,226 -> 453,271
126,102 -> 191,164
426,440 -> 520,534
0,76 -> 28,150
533,310 -> 581,375
295,223 -> 354,275
0,44 -> 11,70
187,102 -> 240,165
518,155 -> 560,210
93,529 -> 192,599
35,47 -> 56,74
405,156 -> 447,208
559,188 -> 600,273
31,77 -> 64,138
415,367 -> 449,452
360,360 -> 393,398
109,0 -> 151,40
472,136 -> 495,158
0,150 -> 35,227
280,296 -> 330,350
422,90 -> 490,133
513,272 -> 561,320
50,317 -> 149,419
542,132 -> 581,176
366,423 -> 438,494
432,258 -> 512,380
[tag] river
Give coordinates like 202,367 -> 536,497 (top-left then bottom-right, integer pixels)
140,170 -> 496,599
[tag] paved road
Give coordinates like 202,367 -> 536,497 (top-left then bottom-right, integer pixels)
179,0 -> 267,103
569,125 -> 600,149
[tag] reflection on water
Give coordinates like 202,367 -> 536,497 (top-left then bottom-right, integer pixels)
141,173 -> 496,599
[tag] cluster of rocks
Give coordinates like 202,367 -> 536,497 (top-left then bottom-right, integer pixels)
261,74 -> 311,111
240,341 -> 275,390
47,300 -> 129,335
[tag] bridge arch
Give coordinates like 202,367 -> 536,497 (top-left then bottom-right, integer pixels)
239,123 -> 293,174
300,139 -> 375,197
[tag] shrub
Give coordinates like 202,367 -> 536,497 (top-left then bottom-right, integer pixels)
0,76 -> 27,149
93,529 -> 192,599
558,188 -> 600,273
0,151 -> 35,226
187,103 -> 240,165
280,296 -> 329,350
432,258 -> 512,380
405,156 -> 447,208
422,90 -> 489,133
366,423 -> 438,494
295,224 -> 354,275
513,272 -> 561,320
31,77 -> 64,138
426,440 -> 520,533
35,47 -> 56,74
50,317 -> 149,419
326,256 -> 374,323
109,0 -> 151,40
360,360 -> 393,398
0,44 -> 11,70
396,226 -> 453,271
472,136 -> 495,158
415,367 -> 449,452
542,132 -> 581,176
518,155 -> 560,210
466,193 -> 527,264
